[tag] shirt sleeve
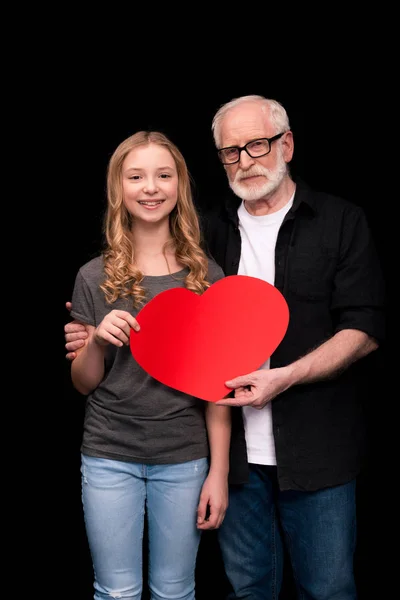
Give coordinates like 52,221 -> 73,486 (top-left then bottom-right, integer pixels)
70,269 -> 96,327
331,206 -> 385,342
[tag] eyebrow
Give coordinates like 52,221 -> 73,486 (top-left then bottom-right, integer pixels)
124,165 -> 175,172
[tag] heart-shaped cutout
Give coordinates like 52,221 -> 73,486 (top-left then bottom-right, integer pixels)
130,275 -> 289,401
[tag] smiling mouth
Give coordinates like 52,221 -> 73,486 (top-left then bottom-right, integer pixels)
138,200 -> 165,206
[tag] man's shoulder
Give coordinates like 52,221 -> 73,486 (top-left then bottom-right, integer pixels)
199,198 -> 238,234
198,189 -> 240,216
296,179 -> 364,218
198,200 -> 227,221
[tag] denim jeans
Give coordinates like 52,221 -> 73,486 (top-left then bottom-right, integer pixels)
218,465 -> 357,600
81,454 -> 209,600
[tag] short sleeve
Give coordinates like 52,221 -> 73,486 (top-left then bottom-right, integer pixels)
70,269 -> 96,326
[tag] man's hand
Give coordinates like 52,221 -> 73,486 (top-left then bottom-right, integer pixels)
65,302 -> 88,360
216,367 -> 292,409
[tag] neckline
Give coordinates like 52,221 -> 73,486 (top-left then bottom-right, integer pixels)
143,267 -> 187,281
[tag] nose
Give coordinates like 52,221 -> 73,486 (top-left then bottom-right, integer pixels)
143,178 -> 158,194
238,149 -> 255,168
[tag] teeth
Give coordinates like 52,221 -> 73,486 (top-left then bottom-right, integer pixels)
139,201 -> 163,206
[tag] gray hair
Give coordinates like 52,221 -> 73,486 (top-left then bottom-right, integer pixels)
211,95 -> 290,148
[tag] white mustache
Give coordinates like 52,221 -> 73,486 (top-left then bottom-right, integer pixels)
235,165 -> 271,182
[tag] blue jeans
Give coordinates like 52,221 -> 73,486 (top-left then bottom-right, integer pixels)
218,465 -> 357,600
81,454 -> 209,600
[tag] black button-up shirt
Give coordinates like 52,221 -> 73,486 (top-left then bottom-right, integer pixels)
201,179 -> 385,491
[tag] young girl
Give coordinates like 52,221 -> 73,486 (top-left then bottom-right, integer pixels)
70,131 -> 230,600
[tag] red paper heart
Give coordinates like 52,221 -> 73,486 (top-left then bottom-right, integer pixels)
130,275 -> 289,401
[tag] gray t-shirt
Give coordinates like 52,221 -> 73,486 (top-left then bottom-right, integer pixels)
71,255 -> 225,465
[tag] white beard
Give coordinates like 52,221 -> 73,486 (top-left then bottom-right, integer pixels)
228,150 -> 288,202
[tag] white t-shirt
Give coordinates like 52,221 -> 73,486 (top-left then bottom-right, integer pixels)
238,196 -> 293,465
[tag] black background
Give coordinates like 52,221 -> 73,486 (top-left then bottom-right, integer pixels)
64,82 -> 387,599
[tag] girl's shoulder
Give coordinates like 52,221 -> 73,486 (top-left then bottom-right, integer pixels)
207,258 -> 225,284
77,255 -> 104,283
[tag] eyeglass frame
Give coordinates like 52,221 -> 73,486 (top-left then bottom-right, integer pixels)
217,132 -> 286,165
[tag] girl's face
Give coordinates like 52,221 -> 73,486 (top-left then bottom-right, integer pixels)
122,143 -> 178,225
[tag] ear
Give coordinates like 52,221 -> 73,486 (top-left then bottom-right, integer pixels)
282,130 -> 294,163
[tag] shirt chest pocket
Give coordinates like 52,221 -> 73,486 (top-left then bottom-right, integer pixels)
286,247 -> 338,300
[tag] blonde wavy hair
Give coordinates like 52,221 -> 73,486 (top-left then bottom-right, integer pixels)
100,131 -> 211,307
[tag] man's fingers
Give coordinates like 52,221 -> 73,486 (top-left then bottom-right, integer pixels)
217,398 -> 254,407
66,339 -> 85,352
225,376 -> 250,388
65,332 -> 88,343
217,386 -> 254,406
65,322 -> 87,334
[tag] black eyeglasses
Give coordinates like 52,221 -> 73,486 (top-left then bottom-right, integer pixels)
217,132 -> 286,165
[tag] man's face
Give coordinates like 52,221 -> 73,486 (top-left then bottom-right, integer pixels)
219,103 -> 291,202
